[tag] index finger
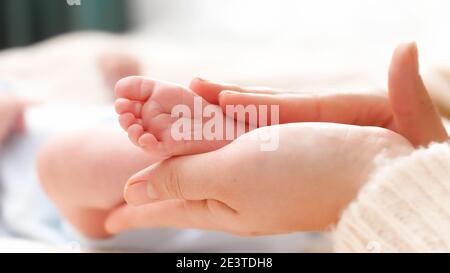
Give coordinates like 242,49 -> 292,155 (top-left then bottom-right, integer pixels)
105,200 -> 237,235
189,77 -> 281,104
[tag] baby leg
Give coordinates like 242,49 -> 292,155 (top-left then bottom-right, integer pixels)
37,127 -> 160,238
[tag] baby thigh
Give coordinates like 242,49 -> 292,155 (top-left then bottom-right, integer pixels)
37,127 -> 159,238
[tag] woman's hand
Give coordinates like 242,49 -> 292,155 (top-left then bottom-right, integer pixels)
104,42 -> 448,236
189,43 -> 447,147
105,123 -> 413,235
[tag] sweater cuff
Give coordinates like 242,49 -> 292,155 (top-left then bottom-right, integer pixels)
333,142 -> 450,252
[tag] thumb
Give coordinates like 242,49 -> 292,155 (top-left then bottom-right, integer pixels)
388,42 -> 448,146
123,152 -> 224,206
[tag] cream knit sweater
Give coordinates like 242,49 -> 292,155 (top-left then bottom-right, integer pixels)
333,142 -> 450,252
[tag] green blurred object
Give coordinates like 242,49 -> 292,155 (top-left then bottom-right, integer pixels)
0,0 -> 130,49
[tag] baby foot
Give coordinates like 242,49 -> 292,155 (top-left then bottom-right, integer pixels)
115,76 -> 241,157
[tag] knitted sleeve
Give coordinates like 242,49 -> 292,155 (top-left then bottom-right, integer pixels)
333,142 -> 450,252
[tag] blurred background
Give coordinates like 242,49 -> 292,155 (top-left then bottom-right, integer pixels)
0,0 -> 449,113
0,0 -> 450,252
0,0 -> 128,49
1,0 -> 449,49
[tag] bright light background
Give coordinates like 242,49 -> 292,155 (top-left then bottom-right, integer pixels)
127,0 -> 450,92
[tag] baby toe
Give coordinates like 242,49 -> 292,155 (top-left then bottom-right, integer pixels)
138,133 -> 159,147
115,76 -> 154,101
115,98 -> 143,117
127,124 -> 144,146
118,113 -> 137,130
138,134 -> 169,156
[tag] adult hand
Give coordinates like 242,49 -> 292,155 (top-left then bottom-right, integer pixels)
105,123 -> 413,235
189,43 -> 448,147
104,43 -> 448,235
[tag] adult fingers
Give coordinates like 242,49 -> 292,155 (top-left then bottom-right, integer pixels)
189,77 -> 280,104
217,90 -> 393,128
105,199 -> 237,234
189,78 -> 393,129
388,42 -> 448,146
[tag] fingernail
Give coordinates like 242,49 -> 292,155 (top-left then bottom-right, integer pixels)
196,77 -> 209,82
220,90 -> 239,96
124,181 -> 158,205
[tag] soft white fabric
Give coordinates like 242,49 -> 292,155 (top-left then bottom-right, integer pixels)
334,142 -> 450,252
